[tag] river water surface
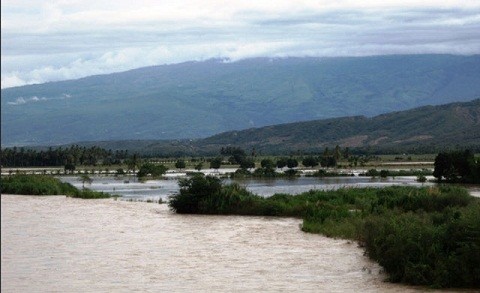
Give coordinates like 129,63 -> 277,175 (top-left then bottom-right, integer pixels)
2,194 -> 470,292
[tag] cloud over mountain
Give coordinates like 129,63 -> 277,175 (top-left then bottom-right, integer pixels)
2,0 -> 480,88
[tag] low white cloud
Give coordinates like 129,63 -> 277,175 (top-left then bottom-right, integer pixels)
7,97 -> 27,105
6,94 -> 70,105
1,42 -> 297,88
1,1 -> 480,88
1,74 -> 33,89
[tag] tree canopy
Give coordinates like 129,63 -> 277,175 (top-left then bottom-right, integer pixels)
433,150 -> 480,183
137,163 -> 168,178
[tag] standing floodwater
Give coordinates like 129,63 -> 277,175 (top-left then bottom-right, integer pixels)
2,194 -> 464,292
58,175 -> 437,201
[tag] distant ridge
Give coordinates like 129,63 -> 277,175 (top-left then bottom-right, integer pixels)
2,54 -> 480,146
25,99 -> 480,155
198,98 -> 480,154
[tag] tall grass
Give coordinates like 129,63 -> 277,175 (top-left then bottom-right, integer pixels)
1,174 -> 111,199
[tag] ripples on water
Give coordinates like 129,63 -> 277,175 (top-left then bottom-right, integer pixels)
2,194 -> 463,292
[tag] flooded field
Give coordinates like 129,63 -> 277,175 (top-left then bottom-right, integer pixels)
1,194 -> 456,292
3,174 -> 478,292
58,175 -> 437,201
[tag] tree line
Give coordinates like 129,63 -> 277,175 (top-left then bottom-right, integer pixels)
1,145 -> 129,167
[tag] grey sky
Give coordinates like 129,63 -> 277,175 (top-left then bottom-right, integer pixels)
2,0 -> 480,88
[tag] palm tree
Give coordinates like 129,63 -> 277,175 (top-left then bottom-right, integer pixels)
79,174 -> 93,190
127,154 -> 140,181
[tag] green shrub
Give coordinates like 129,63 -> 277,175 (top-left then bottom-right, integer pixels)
365,169 -> 379,177
380,170 -> 389,178
137,163 -> 168,178
1,174 -> 70,195
168,174 -> 222,213
361,204 -> 480,288
284,169 -> 298,177
417,175 -> 427,182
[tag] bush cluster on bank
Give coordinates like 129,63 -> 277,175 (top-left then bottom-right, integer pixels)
230,167 -> 299,179
305,169 -> 354,177
168,175 -> 479,288
360,169 -> 432,177
1,174 -> 112,199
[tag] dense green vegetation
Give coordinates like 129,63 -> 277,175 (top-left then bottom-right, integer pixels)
230,167 -> 298,179
3,55 -> 480,147
1,174 -> 112,199
360,169 -> 432,177
169,175 -> 480,288
137,163 -> 168,178
201,99 -> 480,155
433,150 -> 480,183
306,170 -> 354,177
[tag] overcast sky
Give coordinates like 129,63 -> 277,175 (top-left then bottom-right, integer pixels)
2,0 -> 480,88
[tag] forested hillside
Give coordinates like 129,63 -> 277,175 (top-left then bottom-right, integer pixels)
198,99 -> 480,154
25,99 -> 479,156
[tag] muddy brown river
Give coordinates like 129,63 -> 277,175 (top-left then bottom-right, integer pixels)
1,194 -> 469,292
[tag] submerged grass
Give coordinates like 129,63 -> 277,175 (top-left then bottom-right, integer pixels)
169,175 -> 480,289
1,174 -> 112,199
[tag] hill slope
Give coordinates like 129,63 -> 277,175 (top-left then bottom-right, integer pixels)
198,99 -> 480,154
49,99 -> 480,155
2,54 -> 480,146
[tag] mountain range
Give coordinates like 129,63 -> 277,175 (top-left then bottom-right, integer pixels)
46,99 -> 480,156
1,54 -> 480,147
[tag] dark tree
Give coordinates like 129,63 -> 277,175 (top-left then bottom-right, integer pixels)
343,147 -> 350,159
302,156 -> 318,168
210,157 -> 222,170
276,158 -> 287,169
64,163 -> 76,174
137,163 -> 168,178
320,156 -> 337,168
239,158 -> 255,169
380,170 -> 389,178
221,147 -> 247,164
175,160 -> 186,169
286,158 -> 298,169
127,154 -> 140,181
433,150 -> 479,183
261,158 -> 275,169
168,175 -> 222,214
79,174 -> 92,189
334,145 -> 342,160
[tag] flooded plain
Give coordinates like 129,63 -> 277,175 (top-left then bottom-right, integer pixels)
58,175 -> 437,201
3,175 -> 478,292
2,194 -> 471,292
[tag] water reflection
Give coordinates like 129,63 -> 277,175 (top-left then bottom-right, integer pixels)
226,176 -> 436,197
59,175 -> 439,200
